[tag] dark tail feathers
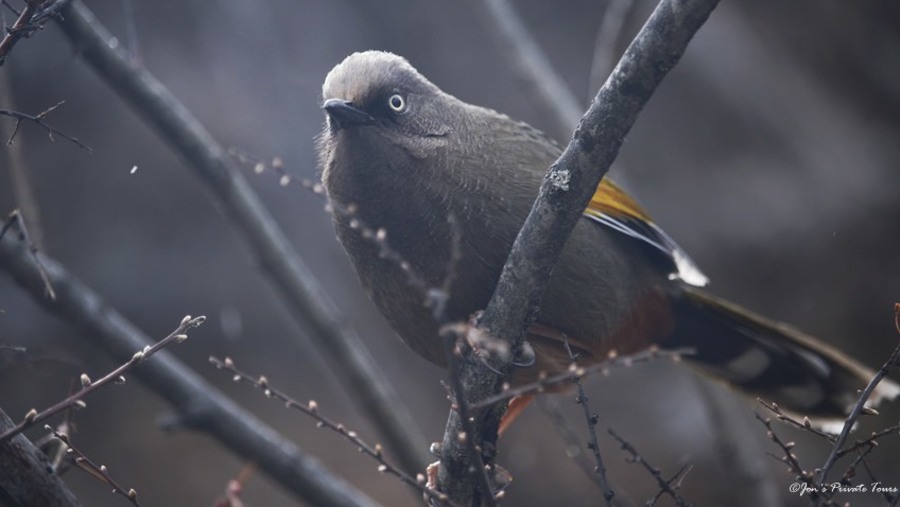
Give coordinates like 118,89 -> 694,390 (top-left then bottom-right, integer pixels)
668,287 -> 899,429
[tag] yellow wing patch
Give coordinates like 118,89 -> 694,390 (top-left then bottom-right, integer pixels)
586,179 -> 653,223
583,179 -> 709,286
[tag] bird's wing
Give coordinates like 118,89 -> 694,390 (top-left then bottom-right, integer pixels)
583,179 -> 709,287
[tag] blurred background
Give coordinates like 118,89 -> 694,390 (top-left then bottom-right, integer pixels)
1,0 -> 899,505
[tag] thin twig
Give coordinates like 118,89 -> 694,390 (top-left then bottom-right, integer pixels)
47,426 -> 141,506
228,148 -> 433,295
608,428 -> 693,507
815,305 -> 900,488
0,71 -> 46,251
209,356 -> 455,507
0,0 -> 36,65
757,399 -> 835,443
471,347 -> 691,409
57,3 -> 427,474
0,315 -> 205,443
439,324 -> 500,506
2,210 -> 55,299
564,340 -> 615,506
435,215 -> 499,505
0,234 -> 379,507
0,101 -> 92,151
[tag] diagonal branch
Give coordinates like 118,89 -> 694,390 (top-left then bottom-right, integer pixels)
55,0 -> 428,475
436,0 -> 721,503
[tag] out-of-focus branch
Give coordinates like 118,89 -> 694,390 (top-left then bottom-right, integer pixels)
0,71 -> 46,251
436,0 -> 721,503
56,0 -> 428,475
470,0 -> 583,142
0,406 -> 83,507
588,0 -> 636,97
0,234 -> 379,507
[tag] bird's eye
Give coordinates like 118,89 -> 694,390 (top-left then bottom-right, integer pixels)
388,94 -> 406,113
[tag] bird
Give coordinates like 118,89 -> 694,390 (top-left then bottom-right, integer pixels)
317,50 -> 898,431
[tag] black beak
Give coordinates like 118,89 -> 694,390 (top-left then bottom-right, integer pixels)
323,99 -> 374,129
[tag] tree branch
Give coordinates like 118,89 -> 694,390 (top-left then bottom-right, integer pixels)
0,406 -> 83,507
0,234 -> 379,507
436,0 -> 721,503
55,0 -> 428,475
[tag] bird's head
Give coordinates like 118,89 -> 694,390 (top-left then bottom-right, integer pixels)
321,51 -> 454,154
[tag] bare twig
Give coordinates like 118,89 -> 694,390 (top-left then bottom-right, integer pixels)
757,399 -> 835,443
47,426 -> 141,506
437,1 -> 721,503
471,347 -> 690,409
0,0 -> 37,65
0,315 -> 204,443
210,356 -> 455,507
537,397 -> 614,493
608,428 -> 693,507
0,101 -> 92,151
2,209 -> 55,299
57,2 -> 427,474
0,233 -> 380,507
563,340 -> 615,506
815,304 -> 900,488
439,324 -> 500,506
0,71 -> 46,250
228,148 -> 433,295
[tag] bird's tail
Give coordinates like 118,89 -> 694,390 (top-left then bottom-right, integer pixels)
667,286 -> 899,430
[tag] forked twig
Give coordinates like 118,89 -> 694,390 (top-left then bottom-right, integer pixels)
0,315 -> 205,443
47,425 -> 141,506
0,101 -> 92,151
609,428 -> 693,507
209,356 -> 456,507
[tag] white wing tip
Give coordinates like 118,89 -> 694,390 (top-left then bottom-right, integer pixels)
672,249 -> 710,287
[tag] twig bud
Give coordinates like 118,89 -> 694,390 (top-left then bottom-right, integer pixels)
24,408 -> 38,422
80,373 -> 92,387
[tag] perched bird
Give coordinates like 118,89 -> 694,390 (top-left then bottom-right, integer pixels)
317,50 -> 898,429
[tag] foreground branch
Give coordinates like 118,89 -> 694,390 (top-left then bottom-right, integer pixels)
0,234 -> 378,507
436,0 -> 721,503
56,0 -> 427,475
0,407 -> 82,507
0,315 -> 204,443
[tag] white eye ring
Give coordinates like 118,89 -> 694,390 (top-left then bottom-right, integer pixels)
388,94 -> 406,112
